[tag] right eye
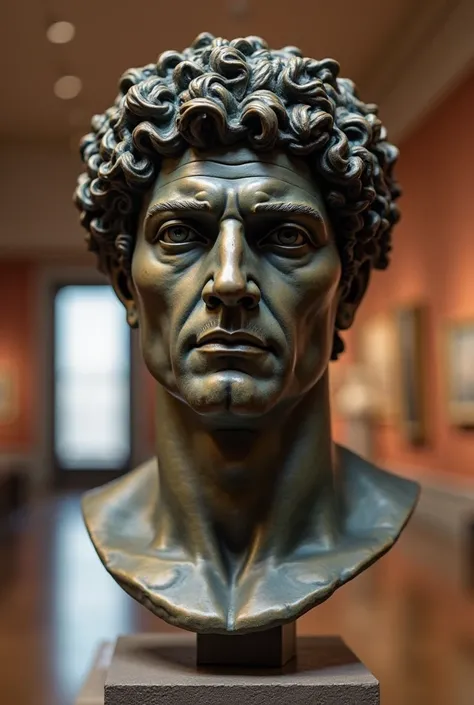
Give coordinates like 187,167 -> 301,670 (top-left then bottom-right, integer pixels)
157,221 -> 206,246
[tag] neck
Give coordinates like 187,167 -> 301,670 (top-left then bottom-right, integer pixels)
152,371 -> 340,579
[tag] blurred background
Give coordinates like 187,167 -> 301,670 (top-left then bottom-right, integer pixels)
0,1 -> 474,703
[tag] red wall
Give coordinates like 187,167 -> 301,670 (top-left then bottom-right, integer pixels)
0,260 -> 36,450
337,71 -> 474,477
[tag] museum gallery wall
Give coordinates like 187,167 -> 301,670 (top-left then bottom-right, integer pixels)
0,262 -> 35,448
0,69 -> 473,480
332,69 -> 474,477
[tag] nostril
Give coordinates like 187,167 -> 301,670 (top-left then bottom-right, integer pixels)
241,294 -> 258,310
202,278 -> 261,310
205,294 -> 221,310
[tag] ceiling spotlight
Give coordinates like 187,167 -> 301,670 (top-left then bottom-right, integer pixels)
47,21 -> 75,44
54,75 -> 82,100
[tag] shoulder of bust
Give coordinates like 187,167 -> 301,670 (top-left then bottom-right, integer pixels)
82,458 -> 158,551
336,444 -> 420,538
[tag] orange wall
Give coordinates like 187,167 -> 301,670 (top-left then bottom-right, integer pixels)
0,260 -> 36,450
338,71 -> 474,476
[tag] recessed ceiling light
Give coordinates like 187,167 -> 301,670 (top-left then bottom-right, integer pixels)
54,75 -> 82,100
47,21 -> 75,44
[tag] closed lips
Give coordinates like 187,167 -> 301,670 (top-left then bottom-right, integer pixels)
196,330 -> 268,349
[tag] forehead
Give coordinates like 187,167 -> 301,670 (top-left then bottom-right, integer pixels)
150,146 -> 323,203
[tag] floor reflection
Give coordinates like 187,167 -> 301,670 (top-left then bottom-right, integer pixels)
49,496 -> 135,704
0,494 -> 472,705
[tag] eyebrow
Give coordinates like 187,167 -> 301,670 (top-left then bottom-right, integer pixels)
144,198 -> 211,224
253,202 -> 323,221
144,198 -> 324,226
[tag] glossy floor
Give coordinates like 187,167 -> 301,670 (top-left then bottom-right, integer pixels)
0,494 -> 473,705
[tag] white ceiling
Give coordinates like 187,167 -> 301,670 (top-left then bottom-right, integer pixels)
1,0 -> 472,144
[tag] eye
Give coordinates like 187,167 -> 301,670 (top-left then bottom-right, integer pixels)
262,224 -> 310,249
157,221 -> 206,246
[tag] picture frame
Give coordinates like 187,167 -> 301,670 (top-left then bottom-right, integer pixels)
445,321 -> 474,428
356,306 -> 428,445
357,312 -> 401,424
0,363 -> 17,425
396,305 -> 428,445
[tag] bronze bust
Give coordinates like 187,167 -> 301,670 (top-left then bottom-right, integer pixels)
75,33 -> 419,635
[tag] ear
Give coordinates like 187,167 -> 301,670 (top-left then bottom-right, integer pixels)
110,264 -> 139,329
336,260 -> 371,331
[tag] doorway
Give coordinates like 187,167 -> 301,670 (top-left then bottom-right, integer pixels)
51,283 -> 133,488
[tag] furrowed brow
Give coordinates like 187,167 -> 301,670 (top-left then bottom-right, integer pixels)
145,199 -> 211,224
253,202 -> 323,221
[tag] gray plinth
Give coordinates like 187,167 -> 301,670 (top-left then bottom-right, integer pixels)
104,633 -> 379,705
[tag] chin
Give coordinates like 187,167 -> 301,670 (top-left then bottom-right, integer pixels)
179,372 -> 283,421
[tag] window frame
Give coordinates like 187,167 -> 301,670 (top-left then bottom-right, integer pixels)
50,281 -> 134,489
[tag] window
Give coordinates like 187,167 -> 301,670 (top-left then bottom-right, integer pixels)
54,285 -> 131,470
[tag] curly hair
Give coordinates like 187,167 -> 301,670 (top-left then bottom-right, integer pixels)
74,32 -> 400,358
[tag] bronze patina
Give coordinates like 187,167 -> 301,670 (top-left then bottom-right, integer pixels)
74,33 -> 419,634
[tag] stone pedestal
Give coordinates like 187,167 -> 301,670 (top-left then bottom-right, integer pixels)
76,633 -> 379,705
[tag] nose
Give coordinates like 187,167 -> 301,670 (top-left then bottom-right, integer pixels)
202,219 -> 261,310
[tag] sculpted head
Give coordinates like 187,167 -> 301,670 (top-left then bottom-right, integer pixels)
75,33 -> 400,423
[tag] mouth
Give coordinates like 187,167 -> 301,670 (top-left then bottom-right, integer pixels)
195,329 -> 270,356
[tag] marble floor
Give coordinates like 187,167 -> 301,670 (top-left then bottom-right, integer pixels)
0,493 -> 473,705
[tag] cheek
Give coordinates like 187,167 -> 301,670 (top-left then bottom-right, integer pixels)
295,246 -> 341,354
132,245 -> 168,326
132,242 -> 197,320
130,245 -> 178,386
131,242 -> 205,378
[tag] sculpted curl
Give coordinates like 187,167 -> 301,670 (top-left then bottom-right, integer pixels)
74,32 -> 400,357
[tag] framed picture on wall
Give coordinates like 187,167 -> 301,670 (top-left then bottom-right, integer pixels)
357,313 -> 401,424
0,363 -> 17,425
396,305 -> 428,445
445,321 -> 474,428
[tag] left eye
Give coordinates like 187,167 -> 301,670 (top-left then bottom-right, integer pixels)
158,223 -> 204,245
263,225 -> 309,248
